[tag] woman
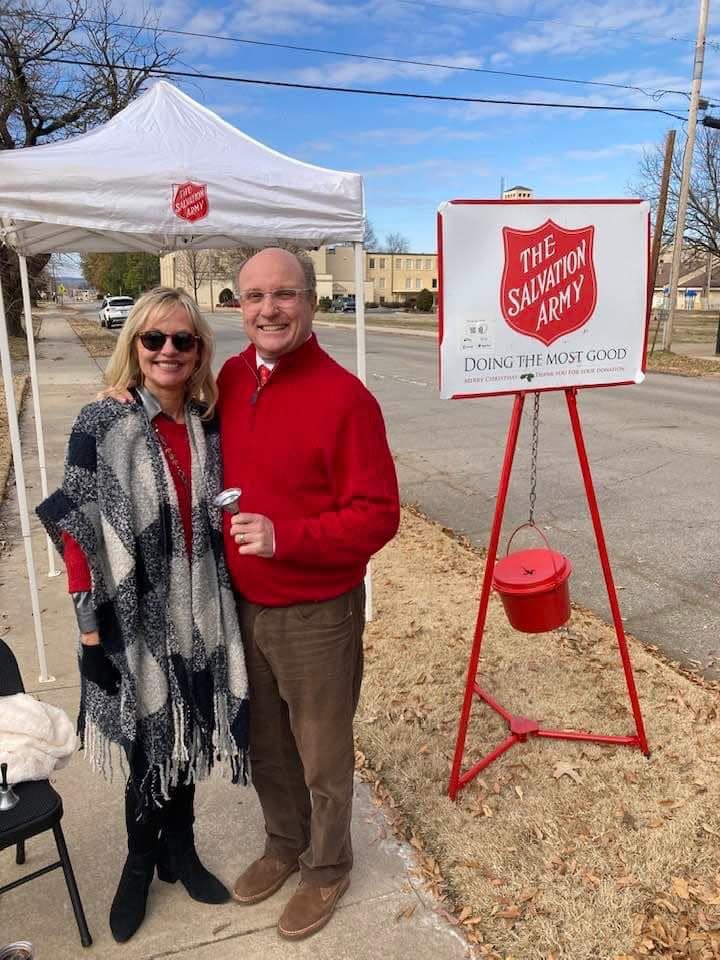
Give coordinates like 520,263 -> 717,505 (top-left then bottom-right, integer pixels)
37,287 -> 249,943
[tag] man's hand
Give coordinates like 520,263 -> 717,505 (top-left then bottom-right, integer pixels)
97,386 -> 133,402
230,512 -> 275,557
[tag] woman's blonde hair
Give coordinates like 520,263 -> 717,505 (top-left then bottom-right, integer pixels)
104,286 -> 218,417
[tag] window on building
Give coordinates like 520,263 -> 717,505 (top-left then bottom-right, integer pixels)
368,258 -> 375,268
380,295 -> 385,303
424,259 -> 431,270
415,278 -> 421,290
379,258 -> 385,268
404,258 -> 411,270
405,278 -> 411,289
378,277 -> 385,289
415,259 -> 421,270
432,278 -> 437,289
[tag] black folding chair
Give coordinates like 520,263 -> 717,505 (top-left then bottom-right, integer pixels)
0,639 -> 92,947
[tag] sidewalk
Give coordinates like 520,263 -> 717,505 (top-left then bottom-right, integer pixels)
0,311 -> 469,959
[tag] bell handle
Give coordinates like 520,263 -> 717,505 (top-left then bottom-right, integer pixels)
504,522 -> 562,577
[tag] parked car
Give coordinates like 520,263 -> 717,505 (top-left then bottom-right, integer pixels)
99,296 -> 134,328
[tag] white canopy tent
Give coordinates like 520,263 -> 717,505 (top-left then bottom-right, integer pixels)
0,80 -> 368,680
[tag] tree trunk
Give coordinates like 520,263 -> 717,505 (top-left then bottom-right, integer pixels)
0,247 -> 50,337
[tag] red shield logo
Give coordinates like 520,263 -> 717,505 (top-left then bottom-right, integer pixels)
500,219 -> 596,346
172,181 -> 209,223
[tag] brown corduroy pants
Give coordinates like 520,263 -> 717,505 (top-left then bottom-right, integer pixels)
237,583 -> 365,887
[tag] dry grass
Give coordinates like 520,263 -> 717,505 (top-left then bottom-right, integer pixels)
0,374 -> 30,502
646,351 -> 720,378
65,310 -> 117,357
358,507 -> 720,959
0,322 -> 42,502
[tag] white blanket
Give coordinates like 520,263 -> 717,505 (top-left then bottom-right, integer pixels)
0,693 -> 76,783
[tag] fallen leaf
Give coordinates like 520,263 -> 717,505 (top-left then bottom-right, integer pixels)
394,903 -> 417,921
671,877 -> 690,900
552,761 -> 583,784
495,905 -> 521,920
622,810 -> 639,831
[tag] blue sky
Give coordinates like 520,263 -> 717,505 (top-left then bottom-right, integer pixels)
118,1 -> 719,251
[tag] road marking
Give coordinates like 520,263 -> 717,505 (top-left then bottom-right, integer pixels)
372,373 -> 428,387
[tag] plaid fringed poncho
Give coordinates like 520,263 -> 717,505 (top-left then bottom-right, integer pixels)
37,396 -> 249,803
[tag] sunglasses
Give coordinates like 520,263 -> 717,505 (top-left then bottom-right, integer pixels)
137,330 -> 201,353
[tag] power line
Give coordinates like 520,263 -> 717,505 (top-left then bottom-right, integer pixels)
30,55 -> 688,119
0,8 -> 694,101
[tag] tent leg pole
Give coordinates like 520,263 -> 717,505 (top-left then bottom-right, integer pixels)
19,256 -> 59,578
0,275 -> 54,683
353,241 -> 366,383
353,241 -> 373,620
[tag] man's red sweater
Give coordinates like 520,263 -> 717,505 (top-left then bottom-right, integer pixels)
217,334 -> 400,607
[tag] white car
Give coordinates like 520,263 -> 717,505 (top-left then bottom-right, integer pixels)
99,296 -> 134,328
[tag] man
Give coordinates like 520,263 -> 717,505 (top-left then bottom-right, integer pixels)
217,247 -> 400,940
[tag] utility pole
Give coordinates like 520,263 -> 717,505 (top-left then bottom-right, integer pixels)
664,0 -> 710,351
650,129 -> 676,303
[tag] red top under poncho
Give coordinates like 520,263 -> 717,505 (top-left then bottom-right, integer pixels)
63,416 -> 192,592
217,334 -> 399,607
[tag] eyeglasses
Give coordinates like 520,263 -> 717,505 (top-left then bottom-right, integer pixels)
137,330 -> 201,352
237,288 -> 312,307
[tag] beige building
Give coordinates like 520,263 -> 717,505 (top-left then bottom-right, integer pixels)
503,185 -> 534,200
161,245 -> 437,309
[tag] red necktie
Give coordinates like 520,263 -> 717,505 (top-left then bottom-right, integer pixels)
258,364 -> 271,387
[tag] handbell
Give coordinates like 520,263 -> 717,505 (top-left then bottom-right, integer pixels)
214,487 -> 242,515
0,762 -> 19,812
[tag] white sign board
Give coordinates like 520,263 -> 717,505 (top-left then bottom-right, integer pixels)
438,200 -> 650,399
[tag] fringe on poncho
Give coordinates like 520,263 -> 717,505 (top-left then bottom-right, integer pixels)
37,396 -> 249,805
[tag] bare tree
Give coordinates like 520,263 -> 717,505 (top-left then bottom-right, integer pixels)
384,232 -> 410,253
174,250 -> 211,304
0,0 -> 178,335
631,127 -> 720,259
363,220 -> 378,249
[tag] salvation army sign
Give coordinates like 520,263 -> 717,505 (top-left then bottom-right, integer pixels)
438,200 -> 649,399
172,181 -> 209,223
500,220 -> 596,346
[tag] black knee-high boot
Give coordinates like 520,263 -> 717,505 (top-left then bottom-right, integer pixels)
109,783 -> 159,943
156,781 -> 229,904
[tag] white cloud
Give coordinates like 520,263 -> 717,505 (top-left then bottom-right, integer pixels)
227,0 -> 361,37
566,142 -> 654,160
291,52 -> 484,88
503,1 -> 697,58
356,125 -> 489,145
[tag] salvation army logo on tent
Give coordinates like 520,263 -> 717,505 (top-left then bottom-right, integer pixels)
500,219 -> 597,346
172,181 -> 209,223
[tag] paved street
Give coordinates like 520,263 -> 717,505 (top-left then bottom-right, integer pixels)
83,304 -> 720,675
207,309 -> 720,676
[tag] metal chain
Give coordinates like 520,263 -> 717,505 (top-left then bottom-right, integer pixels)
528,392 -> 540,524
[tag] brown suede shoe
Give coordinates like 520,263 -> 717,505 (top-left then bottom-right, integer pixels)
232,855 -> 299,905
277,875 -> 350,940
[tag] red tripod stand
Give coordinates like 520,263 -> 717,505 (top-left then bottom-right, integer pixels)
448,387 -> 649,801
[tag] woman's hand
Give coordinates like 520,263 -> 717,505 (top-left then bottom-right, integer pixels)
80,642 -> 121,695
80,630 -> 101,646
